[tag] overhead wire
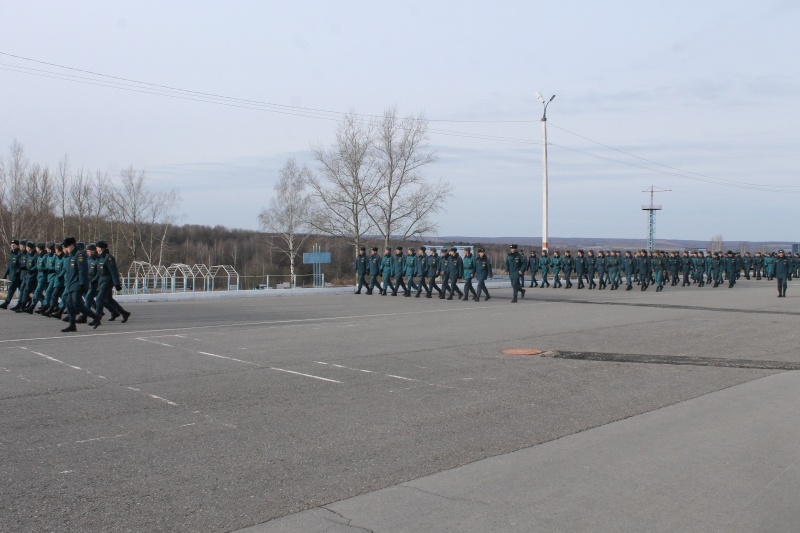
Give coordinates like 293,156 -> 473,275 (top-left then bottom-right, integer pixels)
0,51 -> 792,193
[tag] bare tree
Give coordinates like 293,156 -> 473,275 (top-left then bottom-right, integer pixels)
25,164 -> 55,240
369,106 -> 446,249
258,158 -> 314,285
308,111 -> 379,252
115,166 -> 152,261
142,188 -> 181,266
70,168 -> 93,241
88,170 -> 114,242
55,155 -> 71,237
709,234 -> 724,253
0,141 -> 32,243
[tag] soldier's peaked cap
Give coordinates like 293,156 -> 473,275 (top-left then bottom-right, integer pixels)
509,244 -> 518,248
36,242 -> 45,249
46,241 -> 55,249
450,247 -> 458,252
11,239 -> 19,245
86,244 -> 97,251
419,246 -> 426,251
478,248 -> 485,252
371,246 -> 378,251
96,240 -> 109,249
359,246 -> 366,251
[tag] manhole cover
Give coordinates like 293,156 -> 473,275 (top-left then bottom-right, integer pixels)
502,348 -> 543,356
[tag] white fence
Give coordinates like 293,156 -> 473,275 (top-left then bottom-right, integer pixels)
123,261 -> 240,294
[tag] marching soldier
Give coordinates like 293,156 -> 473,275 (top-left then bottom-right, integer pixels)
595,251 -> 607,290
586,250 -> 597,289
438,248 -> 451,299
562,250 -> 574,289
550,251 -> 563,288
710,252 -> 722,287
447,247 -> 464,300
575,250 -> 587,289
506,244 -> 527,303
636,249 -> 651,291
538,250 -> 550,288
606,250 -> 620,290
475,248 -> 492,301
0,239 -> 23,309
414,247 -> 428,298
61,237 -> 100,332
622,251 -> 635,290
380,247 -> 395,296
527,250 -> 539,287
425,247 -> 442,298
367,247 -> 381,295
45,243 -> 67,319
354,246 -> 368,294
404,247 -> 417,297
91,240 -> 130,326
391,246 -> 406,296
461,247 -> 477,300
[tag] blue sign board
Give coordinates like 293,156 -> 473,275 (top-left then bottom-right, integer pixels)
303,252 -> 331,264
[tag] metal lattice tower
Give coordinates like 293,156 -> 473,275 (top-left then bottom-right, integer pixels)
642,186 -> 670,252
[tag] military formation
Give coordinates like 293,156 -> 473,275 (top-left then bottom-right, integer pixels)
2,238 -> 131,332
355,245 -> 797,301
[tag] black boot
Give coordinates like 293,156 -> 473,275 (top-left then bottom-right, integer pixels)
61,323 -> 77,333
0,302 -> 7,309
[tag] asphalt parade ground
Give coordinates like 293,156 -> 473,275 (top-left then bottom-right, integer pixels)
2,278 -> 799,532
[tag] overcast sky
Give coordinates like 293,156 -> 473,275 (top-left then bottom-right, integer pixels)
1,1 -> 798,243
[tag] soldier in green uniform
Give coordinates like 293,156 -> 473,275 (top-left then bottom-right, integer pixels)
1,239 -> 23,309
61,237 -> 100,332
622,251 -> 635,290
461,247 -> 477,300
774,250 -> 791,297
404,247 -> 417,297
595,251 -> 607,290
438,247 -> 451,299
562,250 -> 574,289
37,242 -> 58,315
44,243 -> 67,318
506,244 -> 527,303
742,252 -> 752,280
475,248 -> 493,301
764,252 -> 776,280
550,250 -> 563,288
652,251 -> 666,291
366,247 -> 381,295
425,247 -> 442,298
527,250 -> 539,287
575,250 -> 587,289
538,250 -> 550,288
391,246 -> 406,296
753,252 -> 764,280
354,246 -> 368,294
586,250 -> 597,289
606,250 -> 620,290
447,247 -> 464,300
380,247 -> 395,296
23,243 -> 48,313
636,249 -> 651,291
681,251 -> 692,286
710,252 -> 722,287
91,240 -> 130,326
414,247 -> 428,298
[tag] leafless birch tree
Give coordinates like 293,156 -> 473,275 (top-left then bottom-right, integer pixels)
258,158 -> 313,284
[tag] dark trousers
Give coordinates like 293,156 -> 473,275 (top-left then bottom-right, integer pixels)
440,276 -> 451,296
428,276 -> 442,296
510,275 -> 522,299
66,290 -> 98,325
476,278 -> 489,298
450,279 -> 463,296
85,284 -> 98,310
95,285 -> 125,318
393,275 -> 406,295
407,275 -> 418,293
777,276 -> 788,294
416,275 -> 429,295
368,274 -> 381,293
355,273 -> 367,292
563,269 -> 573,287
381,275 -> 395,294
464,277 -> 477,298
18,276 -> 34,307
3,278 -> 22,304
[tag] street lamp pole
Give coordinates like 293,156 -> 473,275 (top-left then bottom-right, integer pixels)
537,92 -> 555,251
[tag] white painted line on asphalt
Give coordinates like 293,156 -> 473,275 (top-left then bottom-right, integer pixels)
17,375 -> 32,383
136,337 -> 173,347
20,347 -> 83,370
385,374 -> 419,382
0,304 -> 505,343
197,351 -> 259,365
59,470 -> 73,474
27,423 -> 199,451
126,386 -> 179,406
270,367 -> 342,383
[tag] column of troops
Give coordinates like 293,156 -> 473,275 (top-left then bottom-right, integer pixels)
2,238 -> 131,332
355,246 -> 797,302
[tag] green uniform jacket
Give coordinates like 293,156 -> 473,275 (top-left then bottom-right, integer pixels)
462,254 -> 476,278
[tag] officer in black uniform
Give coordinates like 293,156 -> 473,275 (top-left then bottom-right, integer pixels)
1,239 -> 23,309
91,240 -> 130,326
354,247 -> 368,294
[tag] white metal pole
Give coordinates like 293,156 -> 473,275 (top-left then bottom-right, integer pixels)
541,116 -> 549,251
